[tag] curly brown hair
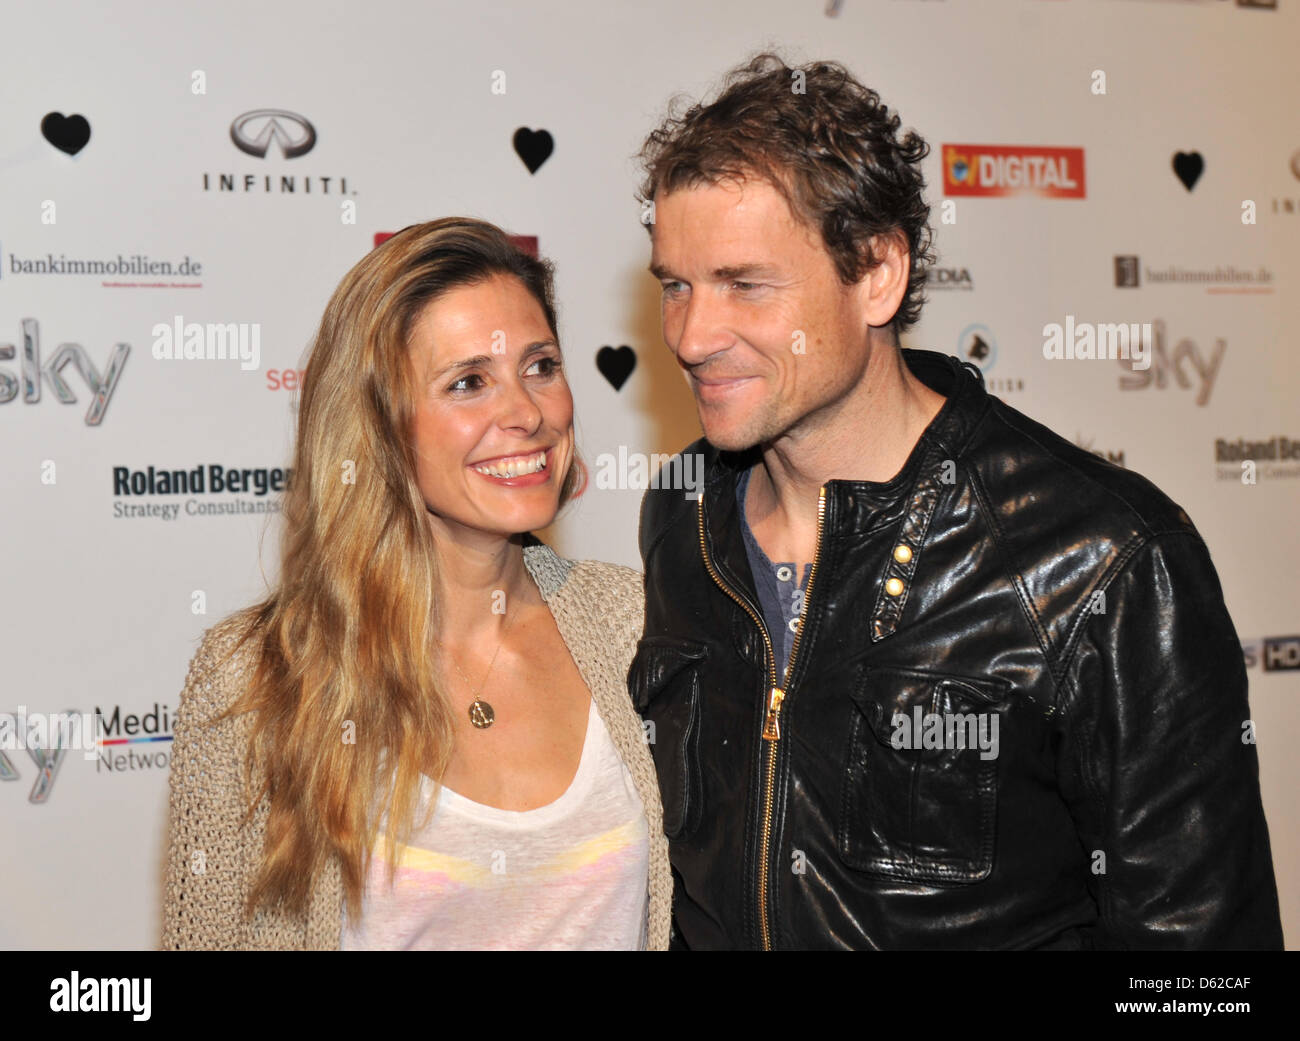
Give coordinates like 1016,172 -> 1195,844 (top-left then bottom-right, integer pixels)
635,51 -> 935,333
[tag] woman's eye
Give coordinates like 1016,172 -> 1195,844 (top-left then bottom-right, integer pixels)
526,355 -> 562,377
448,373 -> 485,393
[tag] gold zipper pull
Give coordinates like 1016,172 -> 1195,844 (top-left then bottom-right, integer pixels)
762,686 -> 786,741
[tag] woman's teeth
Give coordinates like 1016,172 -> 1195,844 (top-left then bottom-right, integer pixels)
472,450 -> 548,478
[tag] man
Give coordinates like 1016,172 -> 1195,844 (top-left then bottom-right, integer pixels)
630,53 -> 1283,950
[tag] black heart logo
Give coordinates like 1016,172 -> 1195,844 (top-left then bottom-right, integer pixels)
513,127 -> 553,174
1172,151 -> 1204,192
41,112 -> 91,156
596,345 -> 636,391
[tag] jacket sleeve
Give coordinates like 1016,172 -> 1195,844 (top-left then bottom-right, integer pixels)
612,562 -> 647,661
637,443 -> 702,571
1058,529 -> 1284,949
160,621 -> 252,950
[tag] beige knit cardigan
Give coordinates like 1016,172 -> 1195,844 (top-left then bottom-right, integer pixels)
160,541 -> 671,950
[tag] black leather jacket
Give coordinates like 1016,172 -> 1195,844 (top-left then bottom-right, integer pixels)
633,348 -> 1284,950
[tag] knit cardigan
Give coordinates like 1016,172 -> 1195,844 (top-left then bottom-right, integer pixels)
160,540 -> 671,950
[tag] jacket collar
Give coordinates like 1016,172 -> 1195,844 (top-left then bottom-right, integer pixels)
521,533 -> 573,600
698,349 -> 990,604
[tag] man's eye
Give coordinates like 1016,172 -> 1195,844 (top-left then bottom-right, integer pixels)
661,281 -> 686,295
731,281 -> 758,292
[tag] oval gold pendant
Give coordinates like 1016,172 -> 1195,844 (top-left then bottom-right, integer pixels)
468,699 -> 495,729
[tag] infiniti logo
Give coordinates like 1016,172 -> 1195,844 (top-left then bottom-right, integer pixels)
230,109 -> 317,159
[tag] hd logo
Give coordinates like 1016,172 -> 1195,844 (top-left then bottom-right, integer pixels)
1243,637 -> 1300,672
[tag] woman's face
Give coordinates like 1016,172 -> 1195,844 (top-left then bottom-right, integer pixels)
407,273 -> 575,541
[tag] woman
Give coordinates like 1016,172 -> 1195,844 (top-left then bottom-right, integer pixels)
161,218 -> 670,949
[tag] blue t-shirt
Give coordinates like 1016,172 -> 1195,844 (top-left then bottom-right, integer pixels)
735,465 -> 810,685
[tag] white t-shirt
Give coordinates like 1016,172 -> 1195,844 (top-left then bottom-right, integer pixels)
340,698 -> 650,950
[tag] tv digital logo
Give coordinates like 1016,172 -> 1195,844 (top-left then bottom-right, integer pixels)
943,145 -> 1085,199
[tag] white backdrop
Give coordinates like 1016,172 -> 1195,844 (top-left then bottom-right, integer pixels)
1,0 -> 1295,949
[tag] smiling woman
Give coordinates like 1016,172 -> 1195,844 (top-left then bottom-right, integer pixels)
405,271 -> 577,539
160,218 -> 672,951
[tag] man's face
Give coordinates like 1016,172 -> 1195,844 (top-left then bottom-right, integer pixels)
406,273 -> 575,541
649,176 -> 875,452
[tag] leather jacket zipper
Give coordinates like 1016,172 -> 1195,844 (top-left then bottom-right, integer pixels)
697,484 -> 828,950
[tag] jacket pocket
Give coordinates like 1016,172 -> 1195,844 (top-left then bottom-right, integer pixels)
628,636 -> 709,839
837,665 -> 1009,884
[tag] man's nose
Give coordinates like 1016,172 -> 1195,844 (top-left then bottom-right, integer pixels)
672,289 -> 731,366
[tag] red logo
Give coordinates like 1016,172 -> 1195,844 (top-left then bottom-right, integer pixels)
943,145 -> 1086,198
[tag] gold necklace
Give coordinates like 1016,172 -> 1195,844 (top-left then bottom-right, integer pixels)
445,600 -> 515,730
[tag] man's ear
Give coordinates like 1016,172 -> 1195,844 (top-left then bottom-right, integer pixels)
852,230 -> 911,329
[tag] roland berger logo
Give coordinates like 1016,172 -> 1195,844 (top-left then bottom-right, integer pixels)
943,144 -> 1086,198
1215,436 -> 1300,481
112,463 -> 293,520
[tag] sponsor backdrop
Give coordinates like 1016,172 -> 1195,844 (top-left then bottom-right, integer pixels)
1,0 -> 1296,949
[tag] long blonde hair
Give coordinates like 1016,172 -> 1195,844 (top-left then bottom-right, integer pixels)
216,218 -> 584,923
